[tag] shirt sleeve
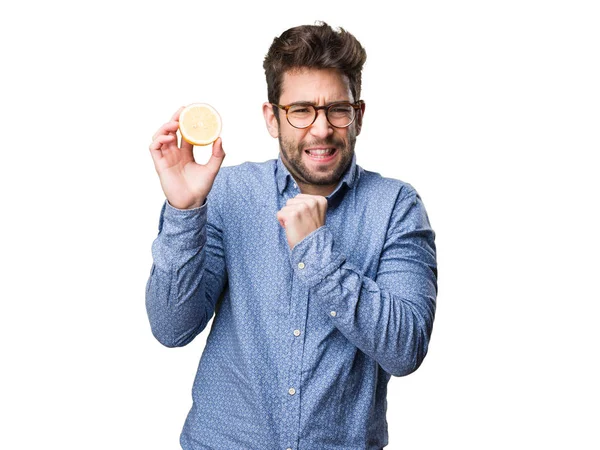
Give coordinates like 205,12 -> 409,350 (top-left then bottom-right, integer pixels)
290,188 -> 437,376
145,199 -> 227,347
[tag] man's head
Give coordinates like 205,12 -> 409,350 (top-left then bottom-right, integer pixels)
263,22 -> 367,108
262,23 -> 367,195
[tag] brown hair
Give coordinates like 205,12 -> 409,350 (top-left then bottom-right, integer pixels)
263,22 -> 367,107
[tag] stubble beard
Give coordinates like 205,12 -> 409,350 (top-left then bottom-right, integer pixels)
278,133 -> 356,187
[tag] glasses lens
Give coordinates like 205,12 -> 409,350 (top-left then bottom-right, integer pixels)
327,103 -> 355,127
287,104 -> 316,128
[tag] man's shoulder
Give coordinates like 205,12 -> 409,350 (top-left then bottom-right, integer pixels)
356,166 -> 417,199
214,159 -> 276,183
356,167 -> 428,230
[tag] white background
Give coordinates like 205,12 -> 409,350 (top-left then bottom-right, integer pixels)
1,1 -> 598,449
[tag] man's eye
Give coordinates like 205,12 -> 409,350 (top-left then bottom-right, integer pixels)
291,107 -> 311,114
330,106 -> 352,114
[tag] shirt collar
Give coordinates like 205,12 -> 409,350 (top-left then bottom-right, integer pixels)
275,152 -> 360,198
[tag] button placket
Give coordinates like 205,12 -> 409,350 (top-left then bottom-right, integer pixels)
283,268 -> 309,449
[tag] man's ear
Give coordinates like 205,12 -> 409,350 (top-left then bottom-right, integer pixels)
263,102 -> 279,138
355,101 -> 366,136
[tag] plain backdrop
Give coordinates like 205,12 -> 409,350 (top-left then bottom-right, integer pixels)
1,1 -> 598,449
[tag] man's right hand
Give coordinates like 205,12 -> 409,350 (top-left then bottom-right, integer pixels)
149,107 -> 226,210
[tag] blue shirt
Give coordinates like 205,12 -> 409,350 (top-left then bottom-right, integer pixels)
146,154 -> 437,450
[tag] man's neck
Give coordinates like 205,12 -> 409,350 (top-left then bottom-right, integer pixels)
296,180 -> 337,197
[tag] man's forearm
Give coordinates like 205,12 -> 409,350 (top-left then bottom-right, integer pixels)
145,200 -> 221,347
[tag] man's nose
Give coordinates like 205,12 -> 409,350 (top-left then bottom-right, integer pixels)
309,109 -> 333,139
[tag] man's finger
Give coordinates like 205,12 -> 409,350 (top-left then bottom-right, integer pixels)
276,211 -> 286,228
180,133 -> 193,152
152,121 -> 179,141
286,197 -> 315,206
285,197 -> 324,211
149,134 -> 176,153
205,138 -> 226,174
170,106 -> 185,122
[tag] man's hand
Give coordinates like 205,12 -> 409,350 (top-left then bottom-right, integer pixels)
149,107 -> 226,210
277,194 -> 328,249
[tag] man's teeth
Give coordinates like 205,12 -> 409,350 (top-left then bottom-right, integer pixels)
306,149 -> 335,157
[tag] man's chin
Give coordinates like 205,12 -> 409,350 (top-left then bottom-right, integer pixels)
305,176 -> 338,186
297,166 -> 344,187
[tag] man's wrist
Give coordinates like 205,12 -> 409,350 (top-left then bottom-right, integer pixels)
166,197 -> 206,211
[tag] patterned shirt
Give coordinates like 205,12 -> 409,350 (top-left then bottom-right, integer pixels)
146,154 -> 437,450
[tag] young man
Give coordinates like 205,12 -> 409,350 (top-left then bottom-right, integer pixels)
147,22 -> 437,450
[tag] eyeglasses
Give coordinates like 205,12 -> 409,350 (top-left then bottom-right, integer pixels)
273,101 -> 363,129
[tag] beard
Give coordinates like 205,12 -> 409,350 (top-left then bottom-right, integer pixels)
278,132 -> 356,187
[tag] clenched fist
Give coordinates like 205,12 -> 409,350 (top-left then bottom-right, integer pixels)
277,194 -> 328,249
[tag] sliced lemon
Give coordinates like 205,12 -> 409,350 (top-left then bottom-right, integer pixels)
179,103 -> 222,146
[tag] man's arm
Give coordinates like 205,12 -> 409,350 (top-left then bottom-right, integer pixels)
284,189 -> 437,376
146,107 -> 227,347
145,199 -> 227,347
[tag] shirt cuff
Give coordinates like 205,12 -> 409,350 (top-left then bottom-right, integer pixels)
157,199 -> 208,249
290,226 -> 346,288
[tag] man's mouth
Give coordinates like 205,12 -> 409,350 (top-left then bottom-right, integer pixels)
304,148 -> 337,159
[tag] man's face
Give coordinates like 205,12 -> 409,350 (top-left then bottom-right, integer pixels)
272,68 -> 363,191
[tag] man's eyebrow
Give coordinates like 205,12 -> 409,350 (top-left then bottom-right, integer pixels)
288,100 -> 351,106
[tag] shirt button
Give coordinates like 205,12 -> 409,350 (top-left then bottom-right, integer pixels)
293,329 -> 301,337
288,387 -> 296,395
297,262 -> 305,269
330,311 -> 337,317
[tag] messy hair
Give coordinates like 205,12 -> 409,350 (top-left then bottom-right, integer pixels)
263,22 -> 367,106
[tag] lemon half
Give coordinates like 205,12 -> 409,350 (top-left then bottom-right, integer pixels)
179,103 -> 222,146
